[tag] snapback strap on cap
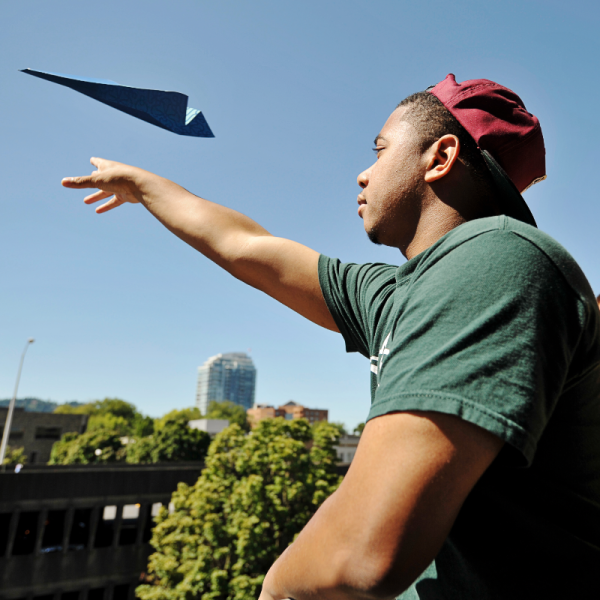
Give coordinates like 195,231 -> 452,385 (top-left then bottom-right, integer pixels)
481,150 -> 537,228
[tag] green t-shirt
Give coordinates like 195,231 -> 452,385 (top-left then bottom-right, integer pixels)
319,216 -> 600,598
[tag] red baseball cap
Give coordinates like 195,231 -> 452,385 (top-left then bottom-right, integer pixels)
427,74 -> 546,227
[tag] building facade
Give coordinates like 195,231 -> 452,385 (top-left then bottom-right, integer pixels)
195,353 -> 256,414
247,401 -> 328,427
0,462 -> 203,600
334,434 -> 361,465
0,408 -> 88,465
188,419 -> 230,437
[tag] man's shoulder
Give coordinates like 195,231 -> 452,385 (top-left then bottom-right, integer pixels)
420,216 -> 593,304
432,215 -> 571,261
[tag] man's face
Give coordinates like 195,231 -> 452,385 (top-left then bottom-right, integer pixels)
357,107 -> 427,250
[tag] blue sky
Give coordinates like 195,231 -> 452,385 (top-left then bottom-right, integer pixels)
1,0 -> 599,429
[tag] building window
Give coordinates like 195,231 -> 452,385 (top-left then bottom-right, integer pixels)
9,429 -> 24,441
12,511 -> 39,555
0,513 -> 11,557
119,504 -> 140,546
142,503 -> 162,543
41,509 -> 66,553
94,506 -> 117,548
69,508 -> 92,551
113,584 -> 130,600
35,427 -> 62,440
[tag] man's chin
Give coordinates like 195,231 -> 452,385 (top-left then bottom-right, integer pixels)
366,228 -> 382,246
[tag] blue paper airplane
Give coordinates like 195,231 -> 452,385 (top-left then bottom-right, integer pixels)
21,68 -> 214,137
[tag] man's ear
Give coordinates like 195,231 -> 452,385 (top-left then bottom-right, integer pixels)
423,135 -> 461,183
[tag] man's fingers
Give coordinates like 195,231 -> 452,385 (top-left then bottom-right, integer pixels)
61,175 -> 99,189
90,156 -> 113,170
96,196 -> 125,214
63,158 -> 115,189
84,190 -> 112,205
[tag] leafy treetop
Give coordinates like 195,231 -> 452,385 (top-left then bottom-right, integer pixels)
137,417 -> 342,600
204,400 -> 250,431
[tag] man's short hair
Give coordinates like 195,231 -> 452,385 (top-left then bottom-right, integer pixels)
398,92 -> 497,196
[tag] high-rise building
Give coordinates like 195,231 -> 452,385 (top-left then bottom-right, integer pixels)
196,352 -> 256,414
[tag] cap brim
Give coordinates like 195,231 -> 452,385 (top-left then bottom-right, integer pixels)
481,150 -> 537,228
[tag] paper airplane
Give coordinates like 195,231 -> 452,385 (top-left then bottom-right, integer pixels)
21,68 -> 214,137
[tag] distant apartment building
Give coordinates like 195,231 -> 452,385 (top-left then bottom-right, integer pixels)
196,352 -> 256,414
334,434 -> 360,465
247,401 -> 328,427
188,419 -> 230,437
0,407 -> 88,464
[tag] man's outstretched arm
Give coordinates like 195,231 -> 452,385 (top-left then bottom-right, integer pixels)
260,411 -> 504,600
63,158 -> 338,332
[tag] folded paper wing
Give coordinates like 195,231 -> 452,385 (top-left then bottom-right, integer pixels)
21,69 -> 214,137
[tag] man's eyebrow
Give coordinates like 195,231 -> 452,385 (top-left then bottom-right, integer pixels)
373,134 -> 387,146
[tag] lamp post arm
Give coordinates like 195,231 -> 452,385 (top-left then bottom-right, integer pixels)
0,339 -> 34,469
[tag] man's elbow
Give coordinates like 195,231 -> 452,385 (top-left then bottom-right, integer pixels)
330,545 -> 423,600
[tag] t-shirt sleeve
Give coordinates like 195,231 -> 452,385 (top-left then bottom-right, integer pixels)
318,254 -> 398,358
369,230 -> 585,466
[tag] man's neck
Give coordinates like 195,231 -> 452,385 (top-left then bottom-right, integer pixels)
402,208 -> 467,260
402,184 -> 498,260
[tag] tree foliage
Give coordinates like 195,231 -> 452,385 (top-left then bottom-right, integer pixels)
126,419 -> 210,464
137,418 -> 342,600
48,429 -> 125,464
49,400 -> 210,466
54,397 -> 155,438
205,400 -> 250,432
2,446 -> 27,466
353,422 -> 365,435
155,407 -> 202,430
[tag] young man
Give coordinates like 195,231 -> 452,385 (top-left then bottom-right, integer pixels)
63,75 -> 600,598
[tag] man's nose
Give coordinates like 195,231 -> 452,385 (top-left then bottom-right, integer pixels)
357,167 -> 370,189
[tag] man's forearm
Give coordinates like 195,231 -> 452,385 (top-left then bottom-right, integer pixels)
127,169 -> 273,274
64,159 -> 338,330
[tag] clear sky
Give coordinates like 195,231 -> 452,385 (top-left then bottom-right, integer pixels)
1,0 -> 599,430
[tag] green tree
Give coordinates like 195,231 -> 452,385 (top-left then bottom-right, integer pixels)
87,412 -> 131,436
126,419 -> 210,464
48,429 -> 125,464
54,397 -> 136,418
353,422 -> 365,435
205,400 -> 250,431
133,413 -> 155,437
137,418 -> 342,600
154,407 -> 201,430
124,435 -> 155,464
54,397 -> 154,438
330,421 -> 348,435
2,446 -> 27,466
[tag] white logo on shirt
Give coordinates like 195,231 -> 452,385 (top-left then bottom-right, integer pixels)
370,331 -> 392,385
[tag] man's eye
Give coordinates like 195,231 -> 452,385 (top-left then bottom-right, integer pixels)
372,147 -> 384,154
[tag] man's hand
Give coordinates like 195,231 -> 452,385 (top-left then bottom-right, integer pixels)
63,158 -> 339,332
63,157 -> 146,213
261,411 -> 504,600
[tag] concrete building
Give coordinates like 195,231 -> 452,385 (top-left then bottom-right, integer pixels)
195,352 -> 256,414
0,461 -> 203,599
188,419 -> 230,437
247,401 -> 328,427
334,434 -> 361,465
0,407 -> 88,465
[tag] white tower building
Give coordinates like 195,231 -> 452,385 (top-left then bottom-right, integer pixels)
196,352 -> 256,414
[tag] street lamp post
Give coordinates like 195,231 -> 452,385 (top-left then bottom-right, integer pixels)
0,338 -> 35,470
